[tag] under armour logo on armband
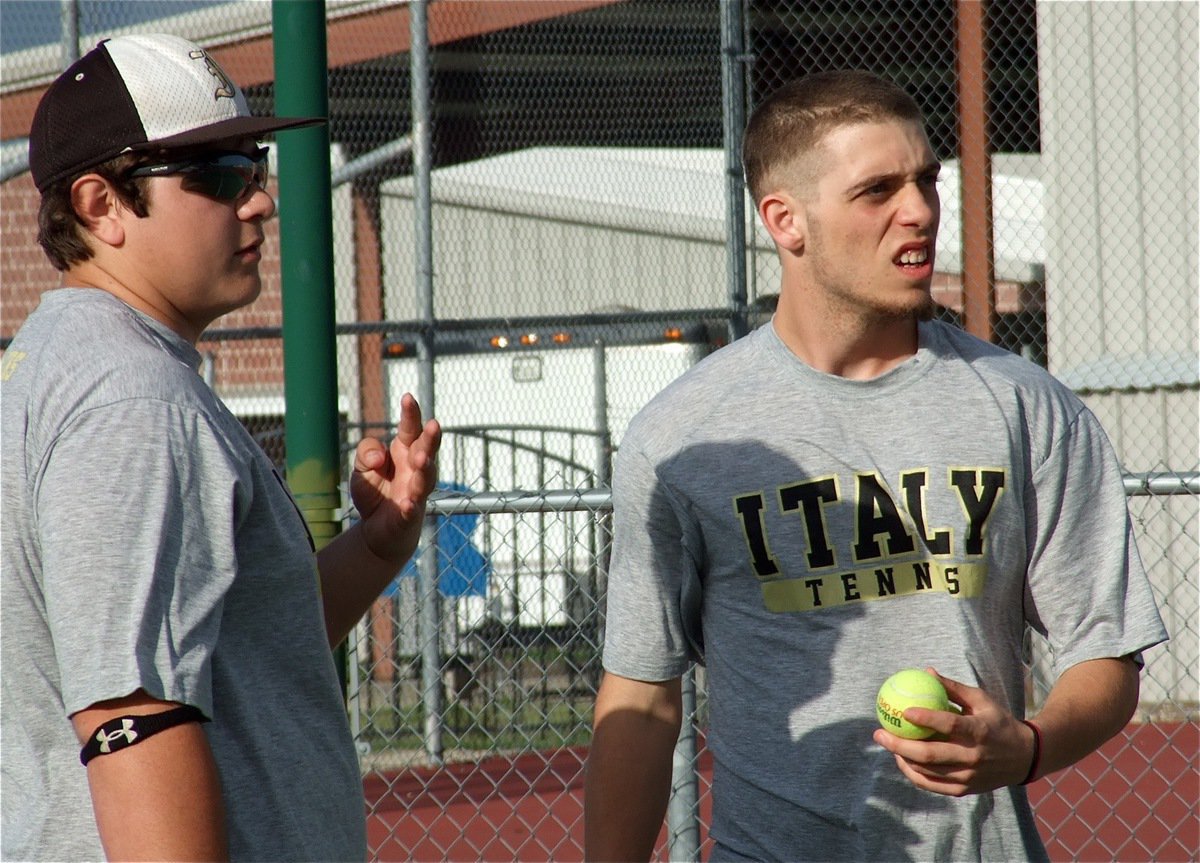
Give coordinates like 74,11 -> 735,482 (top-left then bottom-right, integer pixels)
95,720 -> 138,753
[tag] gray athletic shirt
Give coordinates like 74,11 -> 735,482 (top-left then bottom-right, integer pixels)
1,290 -> 365,861
603,319 -> 1167,862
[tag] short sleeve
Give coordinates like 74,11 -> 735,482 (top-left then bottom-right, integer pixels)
1023,407 -> 1168,674
602,442 -> 703,682
37,400 -> 243,717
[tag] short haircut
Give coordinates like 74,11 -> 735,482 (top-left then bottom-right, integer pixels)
742,70 -> 926,203
37,154 -> 151,272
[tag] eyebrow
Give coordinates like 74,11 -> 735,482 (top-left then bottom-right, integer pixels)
844,160 -> 942,198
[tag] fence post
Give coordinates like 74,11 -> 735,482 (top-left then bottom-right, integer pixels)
721,0 -> 750,342
271,0 -> 346,677
407,0 -> 444,764
956,0 -> 996,341
58,0 -> 79,67
667,667 -> 701,862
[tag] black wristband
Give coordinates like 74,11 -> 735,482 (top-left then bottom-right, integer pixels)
81,704 -> 208,765
1019,719 -> 1042,785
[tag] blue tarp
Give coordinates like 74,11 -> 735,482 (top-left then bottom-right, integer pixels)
386,482 -> 490,598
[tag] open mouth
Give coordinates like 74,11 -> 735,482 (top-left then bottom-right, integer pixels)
895,247 -> 929,267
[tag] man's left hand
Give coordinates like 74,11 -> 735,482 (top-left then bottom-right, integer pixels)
349,392 -> 441,565
872,668 -> 1035,796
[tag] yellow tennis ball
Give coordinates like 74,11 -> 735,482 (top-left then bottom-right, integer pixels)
876,668 -> 950,739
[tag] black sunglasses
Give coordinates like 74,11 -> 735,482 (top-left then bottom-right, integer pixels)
128,147 -> 270,201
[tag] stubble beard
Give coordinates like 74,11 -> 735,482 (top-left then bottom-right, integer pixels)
914,291 -> 936,321
807,245 -> 935,328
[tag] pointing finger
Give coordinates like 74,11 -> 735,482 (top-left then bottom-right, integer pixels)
393,393 -> 425,446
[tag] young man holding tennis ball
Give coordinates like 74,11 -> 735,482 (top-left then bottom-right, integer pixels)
585,70 -> 1166,862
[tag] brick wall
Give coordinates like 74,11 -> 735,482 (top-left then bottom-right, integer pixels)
1,172 -> 54,336
1,173 -> 288,401
197,185 -> 286,396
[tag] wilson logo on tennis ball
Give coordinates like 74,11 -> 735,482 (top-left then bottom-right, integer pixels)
876,668 -> 950,740
877,706 -> 905,730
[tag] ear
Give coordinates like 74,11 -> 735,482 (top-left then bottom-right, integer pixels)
70,174 -> 127,250
757,190 -> 806,254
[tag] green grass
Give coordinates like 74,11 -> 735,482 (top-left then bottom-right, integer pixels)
353,691 -> 595,753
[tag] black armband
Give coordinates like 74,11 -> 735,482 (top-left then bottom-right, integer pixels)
80,705 -> 208,766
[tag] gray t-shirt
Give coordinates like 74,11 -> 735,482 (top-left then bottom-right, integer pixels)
603,319 -> 1167,862
1,289 -> 365,861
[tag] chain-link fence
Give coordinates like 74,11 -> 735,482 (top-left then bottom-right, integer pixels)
1,1 -> 1196,861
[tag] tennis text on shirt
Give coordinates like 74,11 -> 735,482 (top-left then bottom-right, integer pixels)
733,466 -> 1005,612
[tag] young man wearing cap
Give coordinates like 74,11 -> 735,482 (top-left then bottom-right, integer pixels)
1,34 -> 441,861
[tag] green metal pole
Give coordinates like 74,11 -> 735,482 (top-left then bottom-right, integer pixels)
271,1 -> 344,658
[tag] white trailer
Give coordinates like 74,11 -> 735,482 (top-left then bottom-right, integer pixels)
382,319 -> 721,638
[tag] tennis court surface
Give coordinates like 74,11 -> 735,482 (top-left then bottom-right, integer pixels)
365,722 -> 1197,861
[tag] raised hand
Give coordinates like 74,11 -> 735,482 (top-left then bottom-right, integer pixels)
348,392 -> 441,566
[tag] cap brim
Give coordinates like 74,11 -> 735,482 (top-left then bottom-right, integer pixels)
131,115 -> 326,151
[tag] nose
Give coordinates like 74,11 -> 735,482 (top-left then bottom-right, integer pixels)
239,186 -> 276,222
898,180 -> 939,232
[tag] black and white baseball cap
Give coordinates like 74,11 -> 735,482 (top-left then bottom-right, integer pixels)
29,33 -> 323,192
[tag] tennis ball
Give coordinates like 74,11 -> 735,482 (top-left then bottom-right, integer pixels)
876,668 -> 950,740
